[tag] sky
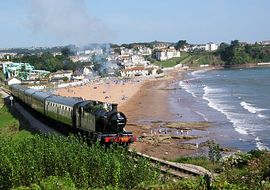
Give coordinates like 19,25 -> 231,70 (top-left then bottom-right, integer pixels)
0,0 -> 270,48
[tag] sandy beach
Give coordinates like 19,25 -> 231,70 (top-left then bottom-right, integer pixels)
56,78 -> 144,107
56,69 -> 210,160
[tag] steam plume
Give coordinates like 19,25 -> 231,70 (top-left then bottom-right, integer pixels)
25,0 -> 113,45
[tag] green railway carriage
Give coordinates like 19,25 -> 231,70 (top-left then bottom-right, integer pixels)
31,91 -> 51,114
24,88 -> 38,106
45,95 -> 82,126
9,84 -> 28,103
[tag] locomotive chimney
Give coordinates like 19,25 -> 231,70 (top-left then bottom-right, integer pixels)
112,104 -> 117,112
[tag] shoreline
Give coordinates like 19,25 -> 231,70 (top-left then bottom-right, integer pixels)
121,68 -> 215,160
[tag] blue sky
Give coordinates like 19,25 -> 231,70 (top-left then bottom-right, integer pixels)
0,0 -> 270,48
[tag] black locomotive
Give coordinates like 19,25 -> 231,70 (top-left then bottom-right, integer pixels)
9,84 -> 135,144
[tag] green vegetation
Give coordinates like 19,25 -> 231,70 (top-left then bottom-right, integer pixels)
175,40 -> 188,50
0,135 -> 161,190
0,97 -> 31,138
10,47 -> 89,73
0,98 -> 19,134
154,52 -> 224,68
218,40 -> 270,66
1,94 -> 270,189
155,40 -> 270,68
174,144 -> 270,190
12,52 -> 70,72
154,53 -> 191,68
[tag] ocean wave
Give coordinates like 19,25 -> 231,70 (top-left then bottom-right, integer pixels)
179,80 -> 197,97
203,86 -> 225,95
203,86 -> 249,135
191,70 -> 207,77
240,101 -> 266,114
235,127 -> 248,135
240,102 -> 268,119
258,113 -> 267,118
256,141 -> 269,151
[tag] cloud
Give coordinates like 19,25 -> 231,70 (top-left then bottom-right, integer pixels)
25,0 -> 113,45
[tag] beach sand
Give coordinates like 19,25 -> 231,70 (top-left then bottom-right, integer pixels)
120,69 -> 209,160
56,78 -> 144,107
56,70 -> 209,160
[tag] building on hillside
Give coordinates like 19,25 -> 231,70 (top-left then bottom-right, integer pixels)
0,53 -> 17,60
83,66 -> 95,77
205,42 -> 219,51
259,41 -> 270,45
2,62 -> 50,80
138,47 -> 152,56
131,55 -> 145,64
155,46 -> 181,61
6,77 -> 22,86
52,52 -> 62,57
51,70 -> 73,81
120,66 -> 157,77
69,55 -> 91,62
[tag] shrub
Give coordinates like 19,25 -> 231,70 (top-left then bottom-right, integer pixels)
223,152 -> 252,169
208,140 -> 222,163
0,135 -> 160,189
222,151 -> 270,189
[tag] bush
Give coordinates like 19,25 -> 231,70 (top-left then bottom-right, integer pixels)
0,135 -> 160,189
208,140 -> 222,163
223,152 -> 252,169
222,151 -> 270,189
12,176 -> 76,190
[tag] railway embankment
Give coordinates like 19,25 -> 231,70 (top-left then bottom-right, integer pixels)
0,87 -> 60,135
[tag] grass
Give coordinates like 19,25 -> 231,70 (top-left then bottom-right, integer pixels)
0,98 -> 19,131
154,52 -> 224,68
0,96 -> 32,138
154,52 -> 191,68
173,156 -> 221,172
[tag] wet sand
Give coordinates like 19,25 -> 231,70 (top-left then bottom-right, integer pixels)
120,69 -> 210,160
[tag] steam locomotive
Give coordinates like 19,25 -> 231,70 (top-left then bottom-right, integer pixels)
9,84 -> 135,144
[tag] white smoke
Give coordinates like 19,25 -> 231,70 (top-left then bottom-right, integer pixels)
24,0 -> 113,45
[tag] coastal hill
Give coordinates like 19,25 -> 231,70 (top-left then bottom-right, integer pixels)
153,40 -> 270,68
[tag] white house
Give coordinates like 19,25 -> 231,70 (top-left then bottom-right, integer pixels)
205,42 -> 219,51
155,47 -> 181,61
138,47 -> 152,56
51,70 -> 73,81
120,65 -> 158,77
83,67 -> 92,75
7,77 -> 21,86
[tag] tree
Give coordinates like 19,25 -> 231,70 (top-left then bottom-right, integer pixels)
175,40 -> 188,50
231,40 -> 240,47
61,47 -> 74,57
114,48 -> 121,55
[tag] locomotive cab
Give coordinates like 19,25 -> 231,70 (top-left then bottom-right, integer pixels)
75,101 -> 134,144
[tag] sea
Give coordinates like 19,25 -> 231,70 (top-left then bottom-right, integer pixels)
177,67 -> 270,151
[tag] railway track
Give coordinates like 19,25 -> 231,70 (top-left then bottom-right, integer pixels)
0,86 -> 11,97
130,150 -> 213,180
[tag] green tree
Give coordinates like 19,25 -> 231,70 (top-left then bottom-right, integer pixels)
175,40 -> 188,50
61,47 -> 73,57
